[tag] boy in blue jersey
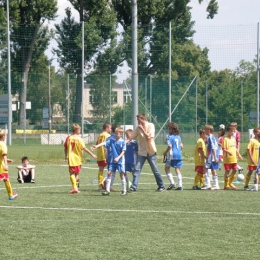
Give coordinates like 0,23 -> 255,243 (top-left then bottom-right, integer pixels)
163,122 -> 183,190
102,127 -> 127,196
125,129 -> 138,189
202,125 -> 220,190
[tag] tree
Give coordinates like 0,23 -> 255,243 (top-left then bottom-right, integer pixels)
54,1 -> 118,123
3,0 -> 58,126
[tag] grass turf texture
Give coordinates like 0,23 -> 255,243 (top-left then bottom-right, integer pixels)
0,143 -> 258,259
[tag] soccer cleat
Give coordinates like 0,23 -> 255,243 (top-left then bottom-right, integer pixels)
31,179 -> 35,183
102,191 -> 110,196
244,186 -> 250,191
69,189 -> 80,194
192,186 -> 201,190
110,188 -> 117,192
175,187 -> 183,190
121,190 -> 127,196
224,186 -> 231,190
156,187 -> 165,192
250,186 -> 258,191
211,186 -> 220,190
9,193 -> 18,200
167,184 -> 176,190
127,187 -> 136,193
201,186 -> 212,190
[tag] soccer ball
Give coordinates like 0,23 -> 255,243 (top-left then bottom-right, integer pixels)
237,173 -> 244,181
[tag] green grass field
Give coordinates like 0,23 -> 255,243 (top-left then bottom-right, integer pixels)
0,143 -> 259,259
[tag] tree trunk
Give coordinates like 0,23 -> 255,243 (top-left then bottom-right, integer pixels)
19,24 -> 39,127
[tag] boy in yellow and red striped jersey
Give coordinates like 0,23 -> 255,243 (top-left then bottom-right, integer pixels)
95,122 -> 111,190
244,127 -> 260,190
64,124 -> 97,194
0,129 -> 18,200
193,129 -> 206,189
222,125 -> 242,190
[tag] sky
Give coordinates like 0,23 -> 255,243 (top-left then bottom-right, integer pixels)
49,0 -> 260,77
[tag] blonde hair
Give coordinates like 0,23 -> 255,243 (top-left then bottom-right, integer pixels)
0,129 -> 6,138
72,124 -> 81,133
115,127 -> 124,133
204,125 -> 214,132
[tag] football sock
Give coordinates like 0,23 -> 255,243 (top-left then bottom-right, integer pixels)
228,173 -> 236,186
213,175 -> 219,188
254,184 -> 259,191
125,174 -> 129,185
121,176 -> 126,192
204,171 -> 211,187
106,176 -> 111,192
200,174 -> 204,187
177,173 -> 182,187
98,171 -> 103,186
193,173 -> 200,186
245,175 -> 251,187
224,176 -> 229,187
4,180 -> 13,197
166,172 -> 175,185
110,172 -> 115,188
70,174 -> 77,190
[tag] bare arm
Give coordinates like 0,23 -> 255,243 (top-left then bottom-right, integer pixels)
114,150 -> 125,163
83,147 -> 97,159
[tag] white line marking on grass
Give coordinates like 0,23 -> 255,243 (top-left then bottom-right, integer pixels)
0,205 -> 259,216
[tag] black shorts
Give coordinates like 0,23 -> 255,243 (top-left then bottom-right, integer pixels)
17,171 -> 32,183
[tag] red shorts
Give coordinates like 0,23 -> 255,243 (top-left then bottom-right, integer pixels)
224,163 -> 238,171
247,165 -> 257,171
195,166 -> 204,174
97,160 -> 108,167
69,166 -> 81,174
0,173 -> 9,181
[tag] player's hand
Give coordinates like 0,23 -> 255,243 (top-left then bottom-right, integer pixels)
4,166 -> 8,171
114,157 -> 119,163
7,159 -> 13,164
91,145 -> 96,151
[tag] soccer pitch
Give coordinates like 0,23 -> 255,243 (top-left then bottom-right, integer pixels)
0,157 -> 259,259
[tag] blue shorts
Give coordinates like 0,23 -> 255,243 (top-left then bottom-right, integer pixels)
170,160 -> 183,168
205,161 -> 219,170
108,163 -> 125,174
125,164 -> 135,173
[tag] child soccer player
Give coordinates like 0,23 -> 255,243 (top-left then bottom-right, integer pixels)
64,124 -> 97,194
202,125 -> 220,190
244,127 -> 260,190
92,124 -> 119,191
95,122 -> 111,190
102,127 -> 127,196
193,129 -> 206,190
163,122 -> 183,190
17,156 -> 36,183
125,129 -> 138,189
0,129 -> 18,200
163,122 -> 176,190
222,124 -> 242,190
250,133 -> 260,191
217,125 -> 225,166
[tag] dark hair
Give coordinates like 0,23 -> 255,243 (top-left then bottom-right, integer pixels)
168,122 -> 180,135
21,156 -> 29,162
102,122 -> 111,130
111,124 -> 119,133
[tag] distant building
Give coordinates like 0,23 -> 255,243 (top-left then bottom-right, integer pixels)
83,82 -> 132,120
